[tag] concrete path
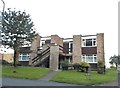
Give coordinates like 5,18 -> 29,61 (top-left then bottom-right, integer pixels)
96,80 -> 118,86
2,77 -> 118,86
2,77 -> 81,86
40,70 -> 61,81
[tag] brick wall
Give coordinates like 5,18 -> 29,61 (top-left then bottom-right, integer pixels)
97,33 -> 105,63
49,45 -> 59,70
29,34 -> 40,65
72,35 -> 82,63
51,35 -> 63,47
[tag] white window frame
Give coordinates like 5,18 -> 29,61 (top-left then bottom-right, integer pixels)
82,38 -> 97,47
68,42 -> 73,54
19,53 -> 30,61
81,54 -> 97,63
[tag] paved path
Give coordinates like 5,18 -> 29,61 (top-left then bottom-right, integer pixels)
96,80 -> 118,86
2,77 -> 118,86
40,70 -> 61,81
2,77 -> 80,86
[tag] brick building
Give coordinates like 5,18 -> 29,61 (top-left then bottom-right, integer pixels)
18,33 -> 104,70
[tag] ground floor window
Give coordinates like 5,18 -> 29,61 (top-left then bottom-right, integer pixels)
19,53 -> 30,61
81,54 -> 97,63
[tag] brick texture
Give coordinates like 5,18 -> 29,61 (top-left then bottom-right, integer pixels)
29,34 -> 40,65
49,45 -> 59,70
72,35 -> 82,63
97,33 -> 105,63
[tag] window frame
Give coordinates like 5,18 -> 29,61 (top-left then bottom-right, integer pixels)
82,38 -> 97,47
81,54 -> 97,63
19,53 -> 30,61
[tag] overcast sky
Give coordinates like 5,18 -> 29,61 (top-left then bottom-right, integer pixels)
0,0 -> 119,67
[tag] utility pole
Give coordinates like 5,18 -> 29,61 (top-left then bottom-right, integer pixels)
0,0 -> 5,50
1,0 -> 5,13
118,1 -> 120,88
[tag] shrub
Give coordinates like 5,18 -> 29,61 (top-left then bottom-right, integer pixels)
61,60 -> 69,70
16,61 -> 22,66
0,60 -> 10,65
73,63 -> 80,70
80,62 -> 90,68
97,60 -> 104,67
72,62 -> 90,73
97,60 -> 105,74
80,62 -> 90,73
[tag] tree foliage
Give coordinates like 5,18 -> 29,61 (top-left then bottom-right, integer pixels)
109,55 -> 120,69
1,8 -> 37,67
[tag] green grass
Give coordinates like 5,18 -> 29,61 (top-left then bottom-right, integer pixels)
2,66 -> 52,79
51,68 -> 117,86
0,65 -> 2,77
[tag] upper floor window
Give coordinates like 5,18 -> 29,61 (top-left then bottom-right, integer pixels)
82,38 -> 96,47
19,53 -> 30,61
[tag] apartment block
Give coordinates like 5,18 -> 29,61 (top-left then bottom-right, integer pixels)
18,33 -> 104,70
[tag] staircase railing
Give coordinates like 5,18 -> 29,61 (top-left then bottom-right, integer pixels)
32,47 -> 50,65
31,44 -> 64,66
59,45 -> 64,52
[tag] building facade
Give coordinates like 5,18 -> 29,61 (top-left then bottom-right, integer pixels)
18,33 -> 104,70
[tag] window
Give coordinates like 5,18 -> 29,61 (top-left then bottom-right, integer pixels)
86,55 -> 93,62
81,54 -> 97,63
82,38 -> 97,47
82,55 -> 86,62
19,53 -> 30,61
86,39 -> 92,46
69,42 -> 73,54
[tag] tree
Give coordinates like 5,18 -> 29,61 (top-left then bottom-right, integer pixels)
109,55 -> 120,69
1,8 -> 37,67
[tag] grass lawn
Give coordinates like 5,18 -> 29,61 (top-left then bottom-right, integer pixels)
0,65 -> 2,77
2,66 -> 52,79
51,68 -> 117,86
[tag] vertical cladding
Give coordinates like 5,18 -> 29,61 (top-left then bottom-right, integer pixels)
49,45 -> 59,70
97,33 -> 104,63
72,35 -> 82,63
29,34 -> 41,65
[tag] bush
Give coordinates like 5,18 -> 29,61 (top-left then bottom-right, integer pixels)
80,62 -> 90,68
80,62 -> 90,73
72,62 -> 90,73
97,60 -> 105,74
97,60 -> 104,67
61,60 -> 69,70
16,61 -> 22,66
73,63 -> 80,70
0,59 -> 10,65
